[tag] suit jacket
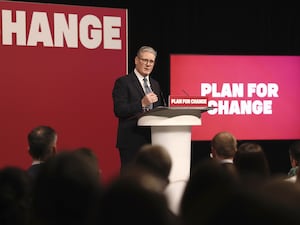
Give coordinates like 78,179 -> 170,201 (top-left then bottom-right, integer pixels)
112,71 -> 164,150
27,163 -> 44,179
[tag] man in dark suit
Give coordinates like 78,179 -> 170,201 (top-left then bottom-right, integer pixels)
210,131 -> 239,179
112,46 -> 165,171
27,125 -> 57,179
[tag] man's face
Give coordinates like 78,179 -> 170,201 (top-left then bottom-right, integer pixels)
135,51 -> 156,76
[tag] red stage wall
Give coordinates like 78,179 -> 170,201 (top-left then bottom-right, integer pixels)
0,1 -> 127,183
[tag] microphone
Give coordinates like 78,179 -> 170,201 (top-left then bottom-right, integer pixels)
182,89 -> 190,96
160,91 -> 167,107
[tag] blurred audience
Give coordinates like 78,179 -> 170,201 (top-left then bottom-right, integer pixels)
179,158 -> 300,225
2,129 -> 300,225
179,158 -> 240,225
100,165 -> 179,225
256,176 -> 300,224
233,141 -> 270,184
30,150 -> 102,225
74,147 -> 101,179
0,166 -> 33,225
123,144 -> 182,219
131,144 -> 172,190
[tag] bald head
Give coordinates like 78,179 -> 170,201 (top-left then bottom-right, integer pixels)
211,131 -> 237,159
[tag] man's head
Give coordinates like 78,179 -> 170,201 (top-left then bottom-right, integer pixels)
135,144 -> 171,183
135,46 -> 157,76
122,144 -> 172,192
28,125 -> 57,161
211,131 -> 237,160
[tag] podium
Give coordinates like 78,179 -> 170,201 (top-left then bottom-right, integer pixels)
138,106 -> 212,214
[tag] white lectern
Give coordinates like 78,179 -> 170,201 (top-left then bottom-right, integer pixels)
137,106 -> 211,214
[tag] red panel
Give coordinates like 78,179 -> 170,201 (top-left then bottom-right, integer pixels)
170,54 -> 300,141
0,1 -> 127,183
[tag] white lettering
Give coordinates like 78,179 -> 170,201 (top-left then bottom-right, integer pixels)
80,14 -> 101,49
27,12 -> 53,47
2,10 -> 26,46
201,83 -> 244,97
247,83 -> 279,97
54,13 -> 78,48
191,99 -> 207,104
104,16 -> 121,50
200,83 -> 211,97
208,99 -> 273,115
1,9 -> 123,50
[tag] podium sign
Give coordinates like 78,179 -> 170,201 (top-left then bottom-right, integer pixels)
169,96 -> 208,108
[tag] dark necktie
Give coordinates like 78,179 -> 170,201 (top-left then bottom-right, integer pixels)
143,77 -> 153,109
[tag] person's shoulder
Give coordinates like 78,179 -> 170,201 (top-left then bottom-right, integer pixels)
27,163 -> 44,178
116,72 -> 135,81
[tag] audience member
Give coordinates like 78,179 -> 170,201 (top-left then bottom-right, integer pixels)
128,144 -> 181,216
210,131 -> 239,179
0,166 -> 33,225
131,144 -> 172,190
180,158 -> 300,225
286,140 -> 300,182
99,166 -> 178,225
74,147 -> 101,179
27,125 -> 57,179
179,158 -> 240,225
233,141 -> 270,184
30,150 -> 102,225
255,176 -> 300,224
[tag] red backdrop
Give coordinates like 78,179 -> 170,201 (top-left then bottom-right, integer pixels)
170,54 -> 300,141
0,1 -> 127,183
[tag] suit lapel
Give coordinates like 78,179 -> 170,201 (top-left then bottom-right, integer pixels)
129,72 -> 145,96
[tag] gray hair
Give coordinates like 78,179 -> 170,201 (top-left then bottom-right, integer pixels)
137,46 -> 157,57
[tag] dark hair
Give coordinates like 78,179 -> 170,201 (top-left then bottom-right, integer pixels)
31,150 -> 102,225
74,147 -> 101,177
134,144 -> 171,183
28,125 -> 57,159
0,166 -> 33,225
234,142 -> 270,178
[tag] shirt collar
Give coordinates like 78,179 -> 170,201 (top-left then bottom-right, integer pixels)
220,158 -> 233,164
134,68 -> 149,82
32,160 -> 44,165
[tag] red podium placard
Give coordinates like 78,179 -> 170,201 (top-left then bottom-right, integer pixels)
169,96 -> 208,108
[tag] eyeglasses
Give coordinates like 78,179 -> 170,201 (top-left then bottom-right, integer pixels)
138,57 -> 155,65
